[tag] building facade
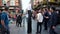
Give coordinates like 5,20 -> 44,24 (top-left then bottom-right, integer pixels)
0,0 -> 2,6
0,0 -> 22,19
33,0 -> 60,9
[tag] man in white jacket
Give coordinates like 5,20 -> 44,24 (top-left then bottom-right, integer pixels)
36,9 -> 43,34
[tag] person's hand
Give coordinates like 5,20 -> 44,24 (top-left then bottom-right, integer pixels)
46,17 -> 49,19
52,26 -> 55,29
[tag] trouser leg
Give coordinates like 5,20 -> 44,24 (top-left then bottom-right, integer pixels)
0,28 -> 2,34
44,21 -> 47,30
27,22 -> 32,33
6,30 -> 10,34
37,23 -> 39,33
19,22 -> 21,27
40,23 -> 42,33
17,23 -> 19,27
1,31 -> 5,34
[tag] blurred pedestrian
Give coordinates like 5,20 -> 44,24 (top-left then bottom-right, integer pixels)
49,8 -> 57,34
36,9 -> 43,34
27,10 -> 32,34
16,14 -> 22,27
44,8 -> 50,30
1,7 -> 10,34
47,8 -> 52,27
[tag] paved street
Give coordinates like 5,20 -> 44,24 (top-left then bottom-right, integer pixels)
9,19 -> 60,34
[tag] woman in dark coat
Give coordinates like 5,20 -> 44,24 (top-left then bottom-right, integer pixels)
16,14 -> 22,27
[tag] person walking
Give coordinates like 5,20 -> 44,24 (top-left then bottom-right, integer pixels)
36,9 -> 43,34
16,14 -> 22,27
44,8 -> 50,30
1,7 -> 10,34
17,14 -> 22,27
49,8 -> 57,34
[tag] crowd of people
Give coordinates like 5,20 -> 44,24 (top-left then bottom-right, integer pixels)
0,6 -> 60,34
31,7 -> 59,34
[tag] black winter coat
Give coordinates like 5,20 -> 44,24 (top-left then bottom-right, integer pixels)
16,15 -> 22,23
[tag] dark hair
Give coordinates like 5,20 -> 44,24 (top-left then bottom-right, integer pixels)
4,4 -> 6,6
51,7 -> 55,11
